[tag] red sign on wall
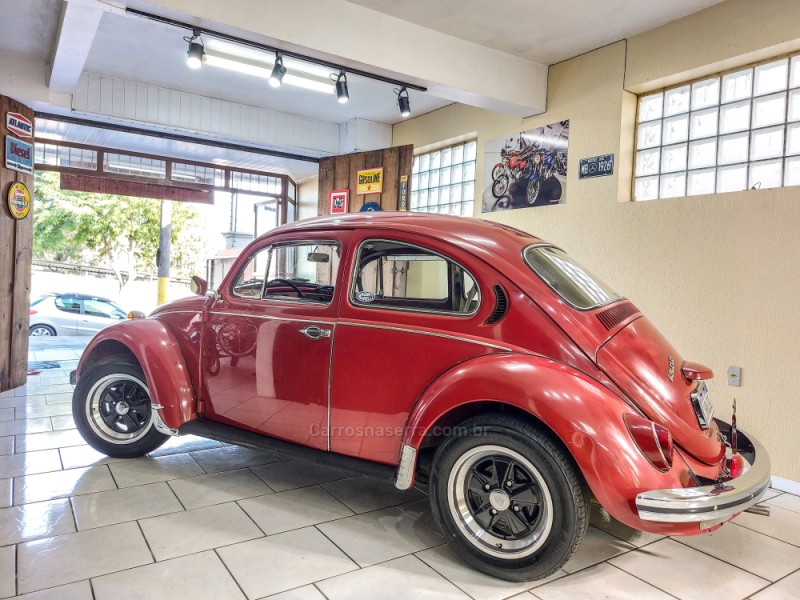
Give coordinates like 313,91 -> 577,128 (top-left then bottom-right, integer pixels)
6,112 -> 33,138
329,189 -> 349,214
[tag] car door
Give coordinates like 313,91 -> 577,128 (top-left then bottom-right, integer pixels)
50,296 -> 82,335
78,299 -> 126,335
202,232 -> 350,451
330,233 -> 500,465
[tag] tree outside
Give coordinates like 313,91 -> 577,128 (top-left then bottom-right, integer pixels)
33,170 -> 211,290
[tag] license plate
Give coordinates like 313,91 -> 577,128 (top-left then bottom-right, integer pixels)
692,382 -> 714,428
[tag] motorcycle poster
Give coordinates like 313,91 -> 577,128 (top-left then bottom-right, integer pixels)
482,120 -> 569,212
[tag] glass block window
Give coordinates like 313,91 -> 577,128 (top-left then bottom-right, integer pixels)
634,54 -> 800,200
411,140 -> 477,216
171,162 -> 225,186
35,144 -> 97,170
230,170 -> 282,195
104,153 -> 166,179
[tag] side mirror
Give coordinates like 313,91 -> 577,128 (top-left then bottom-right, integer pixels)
190,275 -> 208,296
127,310 -> 146,319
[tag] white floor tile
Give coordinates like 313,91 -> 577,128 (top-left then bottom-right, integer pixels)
735,504 -> 800,547
0,450 -> 61,479
532,562 -> 673,600
589,504 -> 664,547
416,545 -> 546,600
139,501 -> 262,561
767,493 -> 800,514
8,580 -> 93,600
0,420 -> 51,437
250,458 -> 350,492
92,551 -> 245,600
316,554 -> 469,600
17,522 -> 152,594
108,454 -> 204,488
217,527 -> 357,599
58,445 -> 127,470
0,479 -> 11,508
50,416 -> 76,431
238,485 -> 352,534
15,430 -> 85,453
317,506 -> 444,567
399,497 -> 442,534
45,394 -> 73,405
189,445 -> 279,474
168,468 -> 272,510
15,404 -> 73,420
678,522 -> 800,581
0,545 -> 14,599
609,538 -> 768,600
750,570 -> 800,599
71,482 -> 183,530
14,465 -> 116,505
320,476 -> 427,514
563,526 -> 634,573
266,586 -> 328,600
0,409 -> 14,422
0,498 -> 75,545
0,438 -> 13,456
146,435 -> 222,458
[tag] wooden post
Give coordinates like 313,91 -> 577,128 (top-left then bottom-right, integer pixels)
0,96 -> 35,392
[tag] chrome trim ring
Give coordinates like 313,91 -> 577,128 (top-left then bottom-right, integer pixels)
85,374 -> 154,445
447,445 -> 553,559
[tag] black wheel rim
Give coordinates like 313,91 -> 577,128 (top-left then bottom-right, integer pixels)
98,379 -> 151,434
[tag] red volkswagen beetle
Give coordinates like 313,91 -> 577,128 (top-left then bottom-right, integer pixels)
71,212 -> 770,581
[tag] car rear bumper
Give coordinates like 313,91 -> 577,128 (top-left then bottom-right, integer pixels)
635,422 -> 770,524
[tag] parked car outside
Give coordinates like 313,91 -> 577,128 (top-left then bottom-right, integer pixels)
70,212 -> 770,581
30,293 -> 130,336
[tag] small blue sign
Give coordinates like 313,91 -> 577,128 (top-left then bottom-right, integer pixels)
5,135 -> 33,175
579,154 -> 614,179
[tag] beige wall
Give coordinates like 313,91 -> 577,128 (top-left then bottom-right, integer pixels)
393,0 -> 800,480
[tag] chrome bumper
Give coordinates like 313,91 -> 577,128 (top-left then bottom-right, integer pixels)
636,425 -> 770,524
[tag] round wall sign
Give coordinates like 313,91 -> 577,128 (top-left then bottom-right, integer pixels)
7,182 -> 31,220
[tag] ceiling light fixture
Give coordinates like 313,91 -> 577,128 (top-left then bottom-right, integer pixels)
202,49 -> 335,93
269,54 -> 286,88
396,87 -> 411,118
184,29 -> 204,69
334,71 -> 349,104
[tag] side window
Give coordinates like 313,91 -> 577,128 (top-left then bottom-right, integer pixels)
351,239 -> 480,314
232,241 -> 340,304
54,297 -> 81,314
84,299 -> 126,319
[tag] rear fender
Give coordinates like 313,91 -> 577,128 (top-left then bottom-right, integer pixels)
76,319 -> 196,430
402,353 -> 699,531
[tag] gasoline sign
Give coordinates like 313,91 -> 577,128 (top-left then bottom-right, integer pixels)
357,168 -> 383,195
7,182 -> 31,220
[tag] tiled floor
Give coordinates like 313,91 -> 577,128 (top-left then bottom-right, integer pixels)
0,340 -> 797,599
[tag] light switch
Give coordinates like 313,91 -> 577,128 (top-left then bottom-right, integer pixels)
727,366 -> 742,387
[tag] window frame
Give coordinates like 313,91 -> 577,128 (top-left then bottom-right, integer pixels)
348,238 -> 481,317
229,239 -> 342,305
633,51 -> 800,201
410,139 -> 477,215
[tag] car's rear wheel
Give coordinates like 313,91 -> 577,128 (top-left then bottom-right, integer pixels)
430,414 -> 588,581
29,325 -> 55,336
73,360 -> 168,458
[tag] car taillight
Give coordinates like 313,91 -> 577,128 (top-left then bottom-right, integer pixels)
29,309 -> 37,315
624,413 -> 674,472
729,453 -> 745,478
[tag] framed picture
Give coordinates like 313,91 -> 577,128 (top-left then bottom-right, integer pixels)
329,189 -> 349,214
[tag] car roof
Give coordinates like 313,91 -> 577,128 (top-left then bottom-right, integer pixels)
50,292 -> 116,303
266,212 -> 546,259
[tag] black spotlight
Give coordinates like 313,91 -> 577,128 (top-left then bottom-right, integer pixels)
335,71 -> 349,104
397,87 -> 411,117
185,29 -> 204,69
269,54 -> 286,88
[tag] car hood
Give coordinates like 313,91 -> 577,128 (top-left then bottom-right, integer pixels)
149,295 -> 207,316
596,316 -> 724,465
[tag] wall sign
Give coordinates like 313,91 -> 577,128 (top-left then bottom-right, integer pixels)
578,154 -> 614,179
6,112 -> 33,138
5,135 -> 33,175
357,168 -> 383,195
329,189 -> 349,214
6,182 -> 31,220
399,175 -> 408,211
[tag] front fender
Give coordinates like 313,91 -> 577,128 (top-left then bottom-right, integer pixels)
76,319 -> 196,430
402,353 -> 700,532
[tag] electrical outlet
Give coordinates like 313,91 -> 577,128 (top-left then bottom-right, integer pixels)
727,366 -> 742,387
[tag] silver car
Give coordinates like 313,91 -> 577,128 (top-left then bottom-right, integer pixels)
29,293 -> 129,336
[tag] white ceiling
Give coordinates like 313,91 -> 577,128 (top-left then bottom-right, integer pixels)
0,0 -> 725,181
345,0 -> 725,64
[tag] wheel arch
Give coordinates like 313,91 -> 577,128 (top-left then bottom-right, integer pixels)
76,319 -> 196,430
399,353 -> 685,530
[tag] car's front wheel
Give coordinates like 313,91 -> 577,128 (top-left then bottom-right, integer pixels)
73,360 -> 168,458
430,414 -> 588,581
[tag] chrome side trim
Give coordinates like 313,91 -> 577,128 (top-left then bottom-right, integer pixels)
209,311 -> 335,325
150,403 -> 179,436
395,444 -> 417,490
339,321 -> 512,352
636,427 -> 771,524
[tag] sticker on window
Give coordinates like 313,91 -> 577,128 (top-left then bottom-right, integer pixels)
356,291 -> 376,303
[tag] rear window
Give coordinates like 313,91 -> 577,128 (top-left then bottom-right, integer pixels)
523,245 -> 621,310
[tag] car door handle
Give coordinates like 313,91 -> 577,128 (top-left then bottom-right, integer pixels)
299,326 -> 331,340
